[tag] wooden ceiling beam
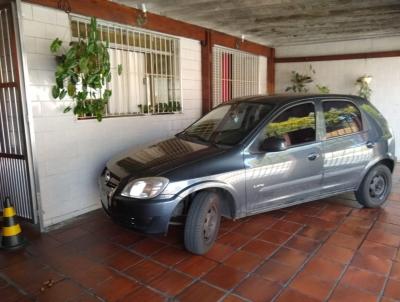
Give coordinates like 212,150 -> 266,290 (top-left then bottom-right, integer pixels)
23,0 -> 273,58
24,0 -> 205,40
276,50 -> 400,63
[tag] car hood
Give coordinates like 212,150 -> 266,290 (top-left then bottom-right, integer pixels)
106,137 -> 227,179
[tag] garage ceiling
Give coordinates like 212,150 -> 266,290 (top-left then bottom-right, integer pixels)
113,0 -> 400,46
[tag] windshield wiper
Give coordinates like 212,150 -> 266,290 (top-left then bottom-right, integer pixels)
177,132 -> 209,144
177,132 -> 231,148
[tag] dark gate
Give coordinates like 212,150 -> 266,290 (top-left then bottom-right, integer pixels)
0,3 -> 35,222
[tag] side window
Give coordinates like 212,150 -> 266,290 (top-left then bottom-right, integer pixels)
323,101 -> 362,138
262,103 -> 316,147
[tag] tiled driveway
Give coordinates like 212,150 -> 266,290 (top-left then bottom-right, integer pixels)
1,168 -> 400,302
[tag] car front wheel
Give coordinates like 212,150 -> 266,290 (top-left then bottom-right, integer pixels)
355,164 -> 392,208
184,191 -> 221,255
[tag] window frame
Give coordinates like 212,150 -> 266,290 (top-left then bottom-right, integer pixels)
249,100 -> 319,152
69,14 -> 182,119
321,99 -> 365,141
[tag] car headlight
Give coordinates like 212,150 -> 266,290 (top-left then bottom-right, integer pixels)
121,177 -> 169,199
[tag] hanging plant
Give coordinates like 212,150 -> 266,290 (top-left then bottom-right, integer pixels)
316,84 -> 330,94
355,75 -> 372,100
285,65 -> 315,93
50,17 -> 122,121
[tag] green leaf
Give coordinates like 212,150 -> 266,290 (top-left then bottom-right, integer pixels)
87,43 -> 95,53
50,38 -> 62,53
79,57 -> 89,74
103,89 -> 112,100
55,65 -> 65,77
52,85 -> 60,98
86,74 -> 97,86
59,89 -> 67,100
77,91 -> 88,101
117,64 -> 123,76
56,77 -> 64,89
63,106 -> 72,113
65,47 -> 76,61
67,82 -> 76,96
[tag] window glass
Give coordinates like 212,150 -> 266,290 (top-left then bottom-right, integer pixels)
323,101 -> 362,138
361,103 -> 391,138
260,103 -> 316,147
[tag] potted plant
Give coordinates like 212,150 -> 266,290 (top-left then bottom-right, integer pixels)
285,65 -> 315,93
355,75 -> 372,100
50,17 -> 122,121
316,84 -> 330,94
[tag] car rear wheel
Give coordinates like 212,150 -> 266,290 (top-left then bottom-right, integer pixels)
355,164 -> 392,208
184,191 -> 221,255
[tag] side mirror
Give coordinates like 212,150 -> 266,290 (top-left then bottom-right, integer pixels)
260,136 -> 287,152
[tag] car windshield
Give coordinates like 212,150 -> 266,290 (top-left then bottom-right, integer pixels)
179,102 -> 274,146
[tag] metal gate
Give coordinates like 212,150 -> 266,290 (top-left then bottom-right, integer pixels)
0,3 -> 35,222
212,46 -> 259,108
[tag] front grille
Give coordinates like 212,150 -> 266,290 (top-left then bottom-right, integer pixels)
103,169 -> 120,189
106,177 -> 119,189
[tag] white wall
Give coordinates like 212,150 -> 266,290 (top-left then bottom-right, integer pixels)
20,3 -> 202,227
276,37 -> 400,57
275,39 -> 400,159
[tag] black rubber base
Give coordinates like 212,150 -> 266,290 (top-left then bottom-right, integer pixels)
0,234 -> 26,251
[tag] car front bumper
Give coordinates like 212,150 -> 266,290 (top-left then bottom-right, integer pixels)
99,176 -> 181,234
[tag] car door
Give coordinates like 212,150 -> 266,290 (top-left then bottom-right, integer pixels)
321,100 -> 373,194
244,101 -> 323,213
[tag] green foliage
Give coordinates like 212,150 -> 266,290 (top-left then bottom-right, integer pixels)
316,84 -> 330,94
324,106 -> 357,127
355,76 -> 372,100
266,115 -> 315,136
285,71 -> 313,93
138,101 -> 181,114
50,17 -> 121,121
50,38 -> 62,53
285,65 -> 331,94
265,106 -> 357,139
285,65 -> 315,93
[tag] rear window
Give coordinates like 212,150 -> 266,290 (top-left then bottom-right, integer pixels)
361,103 -> 392,138
323,101 -> 363,138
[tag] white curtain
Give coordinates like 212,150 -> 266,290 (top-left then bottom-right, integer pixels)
108,49 -> 147,115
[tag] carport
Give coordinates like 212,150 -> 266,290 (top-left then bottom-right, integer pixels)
1,0 -> 400,301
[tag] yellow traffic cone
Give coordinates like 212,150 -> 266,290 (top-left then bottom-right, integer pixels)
1,197 -> 25,250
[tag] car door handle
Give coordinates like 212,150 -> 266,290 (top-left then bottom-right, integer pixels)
307,153 -> 320,161
366,141 -> 375,148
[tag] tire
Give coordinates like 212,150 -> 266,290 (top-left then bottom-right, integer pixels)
184,191 -> 221,255
355,164 -> 392,208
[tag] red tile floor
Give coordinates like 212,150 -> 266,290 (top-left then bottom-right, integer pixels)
1,167 -> 400,302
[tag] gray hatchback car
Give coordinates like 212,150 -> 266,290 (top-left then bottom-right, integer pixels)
99,94 -> 396,254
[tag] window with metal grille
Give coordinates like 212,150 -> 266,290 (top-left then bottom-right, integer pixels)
70,16 -> 181,118
212,46 -> 259,108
